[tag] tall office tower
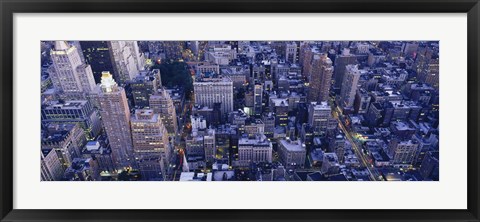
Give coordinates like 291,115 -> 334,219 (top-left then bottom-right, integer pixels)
298,42 -> 310,65
41,123 -> 86,169
193,76 -> 233,115
203,129 -> 216,162
98,71 -> 134,169
70,41 -> 86,64
41,148 -> 65,181
388,139 -> 419,166
149,88 -> 178,136
108,41 -> 144,85
299,43 -> 317,75
238,133 -> 272,167
130,69 -> 161,108
163,41 -> 184,60
130,109 -> 170,180
49,41 -> 97,98
308,102 -> 337,136
339,64 -> 361,111
413,46 -> 434,74
79,41 -> 114,83
253,82 -> 263,116
41,100 -> 102,139
418,57 -> 439,90
127,41 -> 145,71
308,53 -> 334,103
333,48 -> 358,91
285,42 -> 298,64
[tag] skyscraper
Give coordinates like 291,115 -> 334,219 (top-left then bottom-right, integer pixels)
333,48 -> 358,91
253,82 -> 263,116
193,76 -> 234,115
308,53 -> 333,103
49,41 -> 97,98
308,102 -> 337,136
149,88 -> 178,136
130,109 -> 170,180
339,64 -> 361,111
98,71 -> 134,169
285,42 -> 298,64
108,41 -> 145,84
130,69 -> 161,108
79,41 -> 114,84
418,57 -> 439,90
300,43 -> 314,80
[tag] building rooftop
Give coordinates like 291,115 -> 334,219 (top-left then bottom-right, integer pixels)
280,139 -> 305,152
239,134 -> 270,146
310,101 -> 331,110
179,172 -> 213,181
43,100 -> 89,110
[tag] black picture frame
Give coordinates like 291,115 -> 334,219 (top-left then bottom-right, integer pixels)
1,0 -> 479,221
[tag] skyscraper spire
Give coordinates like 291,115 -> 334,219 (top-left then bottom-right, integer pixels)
100,71 -> 118,93
54,41 -> 69,50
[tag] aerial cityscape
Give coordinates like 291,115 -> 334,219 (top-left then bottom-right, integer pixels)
40,41 -> 439,181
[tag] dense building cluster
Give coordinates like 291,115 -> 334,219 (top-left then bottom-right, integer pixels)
40,40 -> 439,181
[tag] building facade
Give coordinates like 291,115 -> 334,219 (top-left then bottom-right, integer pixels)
308,53 -> 333,103
49,41 -> 97,98
41,100 -> 101,139
108,41 -> 144,84
339,64 -> 361,111
130,109 -> 170,180
149,88 -> 178,136
98,71 -> 135,169
308,102 -> 337,136
193,76 -> 234,115
237,134 -> 272,166
278,139 -> 306,168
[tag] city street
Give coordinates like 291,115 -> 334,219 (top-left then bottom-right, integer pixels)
332,106 -> 382,181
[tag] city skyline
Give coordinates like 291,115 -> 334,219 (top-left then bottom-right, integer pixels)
41,40 -> 439,181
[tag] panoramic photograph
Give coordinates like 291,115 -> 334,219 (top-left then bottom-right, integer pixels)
40,40 -> 439,181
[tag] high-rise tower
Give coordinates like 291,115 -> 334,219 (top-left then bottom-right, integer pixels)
339,64 -> 361,111
49,41 -> 97,98
308,53 -> 334,103
98,71 -> 134,169
108,41 -> 145,84
130,109 -> 170,180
